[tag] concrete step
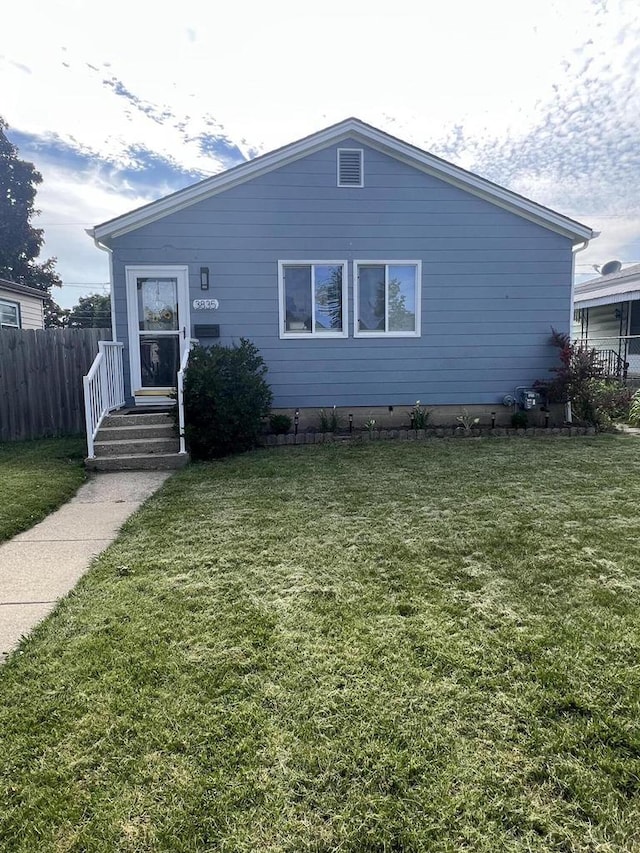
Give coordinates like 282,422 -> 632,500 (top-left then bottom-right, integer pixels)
96,423 -> 176,441
85,453 -> 189,472
103,412 -> 174,427
93,437 -> 180,457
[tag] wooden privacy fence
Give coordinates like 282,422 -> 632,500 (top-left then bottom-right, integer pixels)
0,327 -> 111,442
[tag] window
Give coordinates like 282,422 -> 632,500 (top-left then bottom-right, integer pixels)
337,149 -> 363,187
354,261 -> 421,337
278,261 -> 348,338
0,299 -> 20,328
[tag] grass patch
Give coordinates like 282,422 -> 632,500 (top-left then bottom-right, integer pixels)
0,437 -> 86,543
1,436 -> 640,850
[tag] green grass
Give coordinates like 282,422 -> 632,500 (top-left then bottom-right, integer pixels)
1,436 -> 640,851
0,437 -> 87,542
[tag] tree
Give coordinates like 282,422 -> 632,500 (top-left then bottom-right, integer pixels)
0,117 -> 64,326
67,293 -> 111,329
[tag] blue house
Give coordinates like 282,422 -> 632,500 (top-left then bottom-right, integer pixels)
85,118 -> 593,460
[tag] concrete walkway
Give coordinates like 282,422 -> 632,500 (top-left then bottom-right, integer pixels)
0,471 -> 171,663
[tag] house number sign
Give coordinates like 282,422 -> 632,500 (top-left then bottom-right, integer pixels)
192,298 -> 219,310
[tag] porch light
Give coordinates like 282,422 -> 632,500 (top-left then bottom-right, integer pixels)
200,267 -> 210,290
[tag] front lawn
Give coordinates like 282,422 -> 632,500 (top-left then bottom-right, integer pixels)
1,437 -> 640,851
0,437 -> 86,542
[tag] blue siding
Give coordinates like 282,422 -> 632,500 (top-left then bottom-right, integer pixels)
110,140 -> 573,406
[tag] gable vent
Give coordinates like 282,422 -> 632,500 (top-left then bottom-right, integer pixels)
338,148 -> 363,187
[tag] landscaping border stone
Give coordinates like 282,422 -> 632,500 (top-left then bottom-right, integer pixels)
260,425 -> 598,447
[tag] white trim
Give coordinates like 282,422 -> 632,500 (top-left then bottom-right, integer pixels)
575,291 -> 640,310
90,235 -> 117,342
278,260 -> 348,340
125,265 -> 191,399
354,260 -> 422,338
337,148 -> 364,187
91,118 -> 593,244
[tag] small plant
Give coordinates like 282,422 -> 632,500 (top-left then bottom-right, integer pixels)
511,411 -> 528,429
456,409 -> 480,431
410,400 -> 430,429
630,390 -> 640,426
319,405 -> 339,433
365,418 -> 376,435
269,413 -> 292,435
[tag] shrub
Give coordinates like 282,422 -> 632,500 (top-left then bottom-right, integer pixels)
409,400 -> 430,429
511,411 -> 528,429
456,408 -> 480,430
269,413 -> 292,435
587,379 -> 632,427
181,339 -> 272,459
319,406 -> 339,433
535,329 -> 630,426
630,390 -> 640,426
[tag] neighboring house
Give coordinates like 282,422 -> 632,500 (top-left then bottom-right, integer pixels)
0,279 -> 46,330
88,117 -> 593,416
573,262 -> 640,378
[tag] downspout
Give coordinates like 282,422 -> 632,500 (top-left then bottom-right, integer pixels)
87,229 -> 117,342
567,232 -> 598,423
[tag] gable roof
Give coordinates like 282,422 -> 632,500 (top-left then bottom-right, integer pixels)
574,262 -> 640,308
0,278 -> 47,301
91,117 -> 593,244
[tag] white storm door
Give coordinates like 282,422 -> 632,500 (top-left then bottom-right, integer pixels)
125,265 -> 190,398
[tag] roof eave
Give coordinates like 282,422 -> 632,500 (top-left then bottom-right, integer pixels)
92,118 -> 593,243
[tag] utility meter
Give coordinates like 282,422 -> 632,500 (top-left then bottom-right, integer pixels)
518,389 -> 539,410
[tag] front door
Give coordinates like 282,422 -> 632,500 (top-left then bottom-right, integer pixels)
126,265 -> 190,404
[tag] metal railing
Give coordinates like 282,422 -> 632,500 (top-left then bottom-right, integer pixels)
574,335 -> 640,381
83,341 -> 125,458
177,340 -> 196,455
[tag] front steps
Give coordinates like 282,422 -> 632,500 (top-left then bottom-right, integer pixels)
85,410 -> 189,472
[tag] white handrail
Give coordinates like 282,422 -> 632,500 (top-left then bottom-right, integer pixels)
83,341 -> 125,458
177,340 -> 196,455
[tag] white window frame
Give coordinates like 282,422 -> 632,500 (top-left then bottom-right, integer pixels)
337,148 -> 364,188
354,260 -> 422,338
278,261 -> 348,340
0,299 -> 21,329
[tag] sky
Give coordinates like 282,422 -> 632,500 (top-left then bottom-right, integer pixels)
2,0 -> 639,309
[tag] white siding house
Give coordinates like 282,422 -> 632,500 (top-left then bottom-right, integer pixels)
0,279 -> 46,330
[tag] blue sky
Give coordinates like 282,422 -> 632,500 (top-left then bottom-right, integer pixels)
2,0 -> 639,308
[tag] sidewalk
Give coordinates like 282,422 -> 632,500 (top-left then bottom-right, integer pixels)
0,471 -> 171,663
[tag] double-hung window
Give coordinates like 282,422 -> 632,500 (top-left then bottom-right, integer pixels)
278,261 -> 348,338
354,261 -> 421,337
0,299 -> 20,329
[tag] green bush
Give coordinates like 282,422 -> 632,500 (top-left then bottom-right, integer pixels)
409,400 -> 430,429
535,330 -> 630,426
586,379 -> 632,427
511,411 -> 528,429
319,406 -> 339,433
181,339 -> 272,459
630,390 -> 640,426
269,413 -> 292,435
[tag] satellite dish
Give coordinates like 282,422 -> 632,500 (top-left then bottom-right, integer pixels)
601,260 -> 622,276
